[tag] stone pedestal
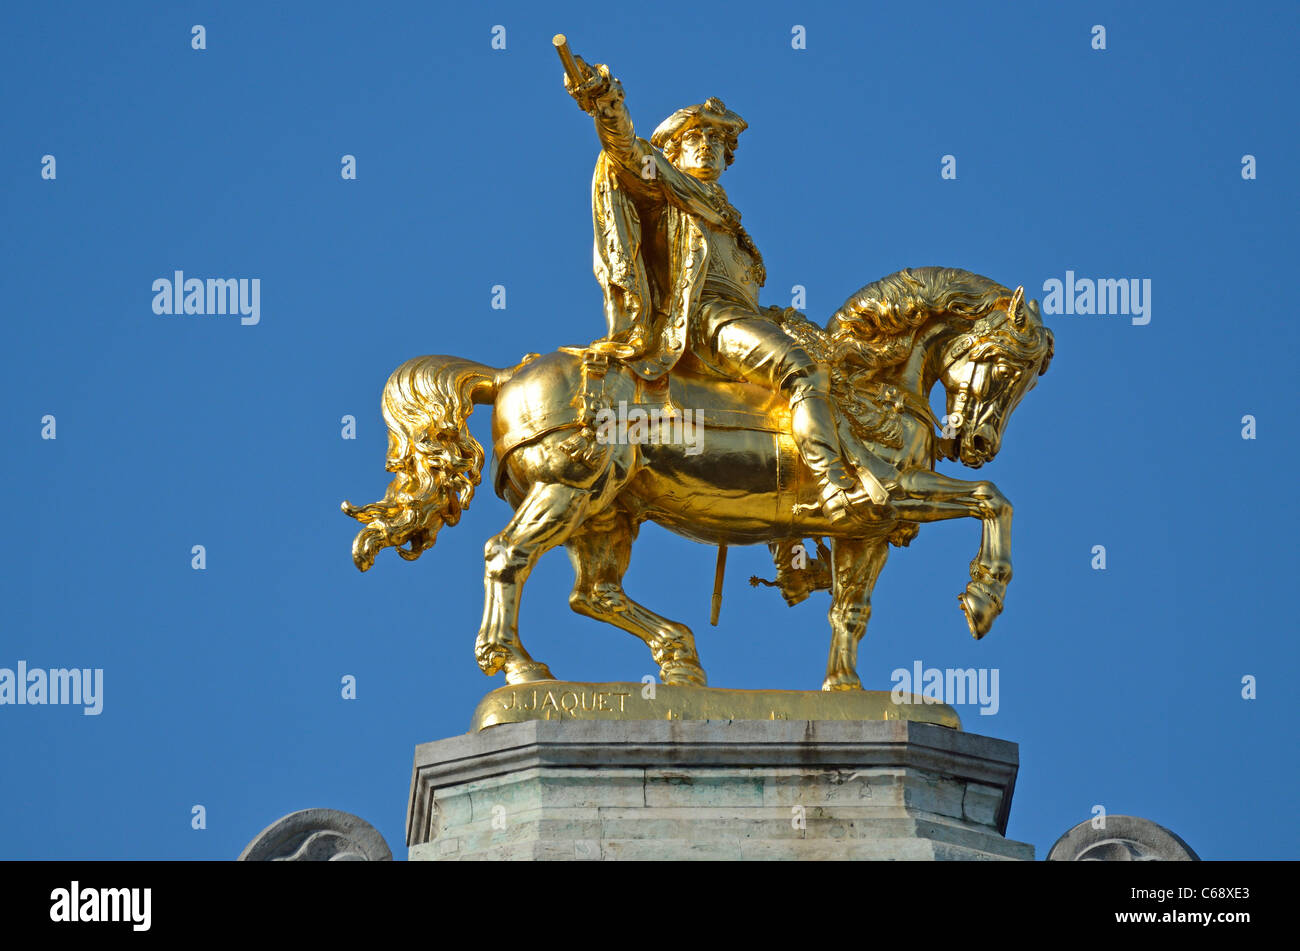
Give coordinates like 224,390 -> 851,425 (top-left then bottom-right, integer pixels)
406,719 -> 1033,860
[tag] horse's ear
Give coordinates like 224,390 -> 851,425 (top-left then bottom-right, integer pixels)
1009,286 -> 1026,329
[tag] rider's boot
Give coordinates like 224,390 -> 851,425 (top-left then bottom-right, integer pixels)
836,415 -> 904,501
784,366 -> 894,526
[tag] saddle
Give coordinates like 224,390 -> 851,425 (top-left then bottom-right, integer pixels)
489,328 -> 913,499
556,346 -> 793,463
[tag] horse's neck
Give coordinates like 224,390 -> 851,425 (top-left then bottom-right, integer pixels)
871,316 -> 962,404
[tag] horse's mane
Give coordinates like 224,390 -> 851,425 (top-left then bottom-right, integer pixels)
826,267 -> 1011,370
829,267 -> 1010,339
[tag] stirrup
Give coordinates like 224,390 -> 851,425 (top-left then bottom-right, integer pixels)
821,483 -> 890,526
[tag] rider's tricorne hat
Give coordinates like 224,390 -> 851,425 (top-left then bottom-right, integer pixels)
651,97 -> 747,160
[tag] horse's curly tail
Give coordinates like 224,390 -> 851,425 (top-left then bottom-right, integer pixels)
341,354 -> 512,572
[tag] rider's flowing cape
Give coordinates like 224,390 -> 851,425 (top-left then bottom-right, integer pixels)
588,149 -> 764,382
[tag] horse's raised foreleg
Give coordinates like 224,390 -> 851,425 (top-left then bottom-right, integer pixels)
565,509 -> 707,686
823,536 -> 890,691
888,470 -> 1013,639
476,481 -> 593,684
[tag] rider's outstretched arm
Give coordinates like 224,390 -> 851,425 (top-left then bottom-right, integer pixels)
563,58 -> 658,183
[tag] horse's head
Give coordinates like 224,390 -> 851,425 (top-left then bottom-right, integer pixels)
825,267 -> 1054,468
938,286 -> 1054,468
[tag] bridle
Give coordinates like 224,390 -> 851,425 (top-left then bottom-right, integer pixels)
936,286 -> 1031,461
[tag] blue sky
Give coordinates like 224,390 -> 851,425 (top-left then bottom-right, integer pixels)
1,0 -> 1295,860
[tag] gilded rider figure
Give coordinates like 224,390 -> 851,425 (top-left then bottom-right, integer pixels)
563,58 -> 897,526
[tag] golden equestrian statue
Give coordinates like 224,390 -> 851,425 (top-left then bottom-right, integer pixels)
343,36 -> 1054,701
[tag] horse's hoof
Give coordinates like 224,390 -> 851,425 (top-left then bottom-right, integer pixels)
958,583 -> 1001,639
660,661 -> 707,687
821,675 -> 862,692
505,661 -> 557,685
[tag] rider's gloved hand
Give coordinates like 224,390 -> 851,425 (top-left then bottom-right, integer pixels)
564,59 -> 623,116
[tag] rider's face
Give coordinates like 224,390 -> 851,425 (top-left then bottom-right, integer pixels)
673,126 -> 727,181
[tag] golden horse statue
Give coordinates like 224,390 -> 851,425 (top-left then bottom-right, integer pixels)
343,266 -> 1053,691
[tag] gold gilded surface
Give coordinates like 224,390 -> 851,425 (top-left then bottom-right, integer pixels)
470,682 -> 962,732
343,36 -> 1054,699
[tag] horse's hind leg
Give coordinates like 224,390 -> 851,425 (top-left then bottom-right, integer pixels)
476,482 -> 592,684
565,509 -> 707,687
823,536 -> 890,691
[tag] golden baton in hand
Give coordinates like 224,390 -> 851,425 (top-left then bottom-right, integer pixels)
552,34 -> 591,87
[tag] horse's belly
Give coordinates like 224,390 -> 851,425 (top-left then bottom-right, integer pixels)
626,427 -> 816,545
